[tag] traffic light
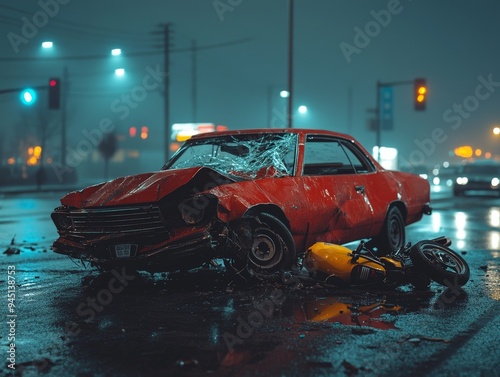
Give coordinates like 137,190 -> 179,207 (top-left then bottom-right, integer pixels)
48,78 -> 60,109
20,88 -> 37,106
414,78 -> 427,111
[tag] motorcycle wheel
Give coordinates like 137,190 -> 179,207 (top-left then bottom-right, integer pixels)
410,241 -> 470,286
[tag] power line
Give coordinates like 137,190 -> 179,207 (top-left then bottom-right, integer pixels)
0,4 -> 151,39
0,38 -> 254,62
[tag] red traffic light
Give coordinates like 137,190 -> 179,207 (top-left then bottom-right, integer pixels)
48,77 -> 61,109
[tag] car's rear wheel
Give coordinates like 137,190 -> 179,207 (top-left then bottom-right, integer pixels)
373,206 -> 405,255
228,213 -> 296,276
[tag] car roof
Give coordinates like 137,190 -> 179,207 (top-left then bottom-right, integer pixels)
188,128 -> 356,142
463,159 -> 500,166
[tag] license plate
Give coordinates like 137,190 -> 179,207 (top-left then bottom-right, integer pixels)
115,244 -> 132,258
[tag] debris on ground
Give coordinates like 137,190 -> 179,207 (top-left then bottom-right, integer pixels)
342,359 -> 359,376
3,246 -> 20,255
2,234 -> 51,255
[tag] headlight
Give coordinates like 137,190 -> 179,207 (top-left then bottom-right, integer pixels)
179,194 -> 218,225
179,199 -> 205,225
492,177 -> 500,187
456,177 -> 468,185
51,213 -> 72,230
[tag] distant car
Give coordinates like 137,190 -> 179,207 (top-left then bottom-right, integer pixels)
51,129 -> 431,274
433,164 -> 460,187
453,159 -> 500,196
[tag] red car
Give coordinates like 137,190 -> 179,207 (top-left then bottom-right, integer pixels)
51,129 -> 431,274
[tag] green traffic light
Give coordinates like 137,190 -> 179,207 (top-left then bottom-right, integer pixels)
20,88 -> 37,105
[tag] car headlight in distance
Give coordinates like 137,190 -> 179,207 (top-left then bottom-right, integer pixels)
456,177 -> 468,185
492,177 -> 500,187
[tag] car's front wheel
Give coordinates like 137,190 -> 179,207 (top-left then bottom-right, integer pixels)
228,213 -> 296,276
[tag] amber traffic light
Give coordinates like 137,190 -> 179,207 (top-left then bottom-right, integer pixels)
414,78 -> 426,111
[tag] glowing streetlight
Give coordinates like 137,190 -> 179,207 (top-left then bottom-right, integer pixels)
111,48 -> 122,56
115,68 -> 125,77
280,90 -> 290,98
298,105 -> 308,114
493,126 -> 500,135
41,41 -> 53,48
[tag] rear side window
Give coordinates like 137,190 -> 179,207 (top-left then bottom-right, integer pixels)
303,136 -> 374,176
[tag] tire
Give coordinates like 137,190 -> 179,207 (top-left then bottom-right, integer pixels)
373,206 -> 405,255
230,213 -> 297,276
409,241 -> 470,286
246,213 -> 296,274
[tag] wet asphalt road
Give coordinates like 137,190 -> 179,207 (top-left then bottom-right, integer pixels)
0,188 -> 499,377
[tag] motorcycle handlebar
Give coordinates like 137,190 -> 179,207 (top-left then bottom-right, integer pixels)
429,236 -> 452,247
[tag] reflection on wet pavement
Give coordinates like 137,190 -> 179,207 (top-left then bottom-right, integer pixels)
302,299 -> 402,330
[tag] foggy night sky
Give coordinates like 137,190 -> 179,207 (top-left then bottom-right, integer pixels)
1,0 -> 500,172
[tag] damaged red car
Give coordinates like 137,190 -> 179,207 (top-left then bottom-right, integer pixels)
51,129 -> 431,274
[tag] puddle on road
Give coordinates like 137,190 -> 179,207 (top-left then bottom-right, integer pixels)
301,298 -> 403,330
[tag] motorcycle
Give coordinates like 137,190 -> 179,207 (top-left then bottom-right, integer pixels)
302,236 -> 470,290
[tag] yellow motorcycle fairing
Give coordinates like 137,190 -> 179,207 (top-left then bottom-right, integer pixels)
304,242 -> 386,283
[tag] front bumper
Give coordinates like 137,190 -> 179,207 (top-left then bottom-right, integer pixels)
52,228 -> 215,272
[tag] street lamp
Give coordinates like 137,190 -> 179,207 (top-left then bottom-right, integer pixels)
115,68 -> 125,77
298,105 -> 308,114
41,41 -> 53,49
111,48 -> 122,56
493,126 -> 500,135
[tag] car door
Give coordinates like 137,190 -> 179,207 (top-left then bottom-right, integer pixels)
301,135 -> 375,244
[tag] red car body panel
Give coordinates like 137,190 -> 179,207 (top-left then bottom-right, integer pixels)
51,129 -> 431,273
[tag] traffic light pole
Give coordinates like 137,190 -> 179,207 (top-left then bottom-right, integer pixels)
61,67 -> 68,167
374,79 -> 416,161
0,85 -> 47,95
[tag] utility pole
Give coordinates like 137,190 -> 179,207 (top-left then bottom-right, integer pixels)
287,0 -> 294,129
192,40 -> 197,122
163,23 -> 173,162
61,66 -> 68,167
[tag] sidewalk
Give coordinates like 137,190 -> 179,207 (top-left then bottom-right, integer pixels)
0,180 -> 103,196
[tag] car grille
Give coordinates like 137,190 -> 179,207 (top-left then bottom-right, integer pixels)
67,206 -> 166,237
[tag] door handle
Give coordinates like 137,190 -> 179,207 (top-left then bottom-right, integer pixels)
355,185 -> 365,194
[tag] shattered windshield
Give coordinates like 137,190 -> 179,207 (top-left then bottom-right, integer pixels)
165,133 -> 298,179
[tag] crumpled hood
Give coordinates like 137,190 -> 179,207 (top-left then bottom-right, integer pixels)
60,167 -> 232,208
